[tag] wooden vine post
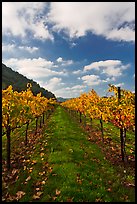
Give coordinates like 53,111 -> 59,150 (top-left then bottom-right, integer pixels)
40,116 -> 42,128
35,117 -> 38,135
118,87 -> 127,162
100,114 -> 104,143
79,111 -> 82,123
43,112 -> 45,124
6,115 -> 11,170
25,121 -> 29,145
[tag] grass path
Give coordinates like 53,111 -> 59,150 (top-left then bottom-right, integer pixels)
37,106 -> 134,202
2,106 -> 135,202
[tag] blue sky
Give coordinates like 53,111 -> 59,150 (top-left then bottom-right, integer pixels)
2,2 -> 135,98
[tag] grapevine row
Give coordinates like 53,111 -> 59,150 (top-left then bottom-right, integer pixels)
2,83 -> 56,169
61,84 -> 135,162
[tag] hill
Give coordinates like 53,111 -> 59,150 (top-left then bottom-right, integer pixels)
2,63 -> 56,99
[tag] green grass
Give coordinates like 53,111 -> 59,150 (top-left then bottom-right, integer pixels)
2,106 -> 135,202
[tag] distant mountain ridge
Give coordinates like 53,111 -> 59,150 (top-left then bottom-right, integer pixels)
57,97 -> 71,102
2,63 -> 56,99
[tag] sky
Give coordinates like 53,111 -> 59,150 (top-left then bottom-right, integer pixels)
2,2 -> 135,98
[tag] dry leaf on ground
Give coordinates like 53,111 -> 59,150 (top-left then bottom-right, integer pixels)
56,189 -> 61,195
16,191 -> 26,200
25,176 -> 31,182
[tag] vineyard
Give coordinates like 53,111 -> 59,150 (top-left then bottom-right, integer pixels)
61,84 -> 135,162
2,83 -> 56,170
2,84 -> 135,202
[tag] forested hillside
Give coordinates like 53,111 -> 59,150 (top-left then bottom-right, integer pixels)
2,63 -> 56,99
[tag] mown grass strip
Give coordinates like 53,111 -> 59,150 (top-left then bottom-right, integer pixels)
2,106 -> 135,202
38,106 -> 135,202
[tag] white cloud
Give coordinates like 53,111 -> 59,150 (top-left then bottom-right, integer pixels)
102,67 -> 122,77
41,77 -> 63,92
66,84 -> 85,91
52,87 -> 70,98
70,42 -> 77,48
2,43 -> 16,52
103,77 -> 116,82
72,69 -> 83,75
48,2 -> 135,42
84,60 -> 130,78
81,74 -> 101,86
114,82 -> 124,87
3,2 -> 134,43
54,85 -> 85,98
84,60 -> 121,71
2,2 -> 53,41
18,46 -> 39,53
2,43 -> 39,54
41,80 -> 86,98
3,57 -> 68,80
56,57 -> 63,63
102,64 -> 130,77
56,57 -> 73,66
106,27 -> 135,42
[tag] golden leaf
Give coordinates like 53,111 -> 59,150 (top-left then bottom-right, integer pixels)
32,194 -> 40,200
41,181 -> 46,185
25,176 -> 31,182
37,191 -> 43,196
32,191 -> 43,200
16,191 -> 25,200
23,166 -> 27,170
56,189 -> 61,195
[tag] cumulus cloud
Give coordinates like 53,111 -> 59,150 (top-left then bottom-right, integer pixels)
103,77 -> 116,82
102,67 -> 122,77
54,85 -> 85,98
52,87 -> 70,98
2,43 -> 39,54
70,42 -> 77,48
56,57 -> 63,63
41,79 -> 85,98
48,2 -> 135,42
3,57 -> 67,80
114,82 -> 124,87
2,2 -> 53,41
72,70 -> 83,75
81,74 -> 102,86
18,46 -> 39,53
66,84 -> 85,91
106,26 -> 135,42
38,82 -> 86,98
2,2 -> 134,43
41,77 -> 64,92
84,60 -> 121,71
56,57 -> 73,66
2,43 -> 16,52
84,60 -> 130,78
